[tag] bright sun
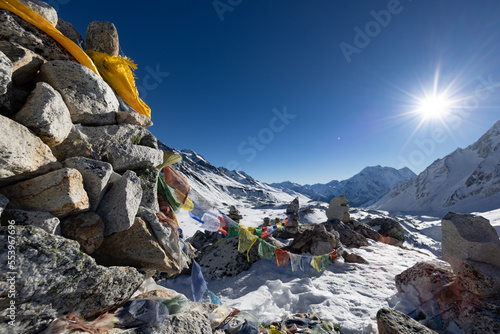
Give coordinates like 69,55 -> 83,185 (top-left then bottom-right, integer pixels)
417,94 -> 450,120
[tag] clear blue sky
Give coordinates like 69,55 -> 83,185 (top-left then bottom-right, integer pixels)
58,0 -> 500,184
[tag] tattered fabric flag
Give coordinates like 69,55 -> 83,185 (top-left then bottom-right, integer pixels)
258,239 -> 276,260
267,225 -> 277,235
275,248 -> 290,269
311,256 -> 323,272
217,211 -> 241,233
158,175 -> 182,213
329,250 -> 338,263
290,253 -> 303,272
207,290 -> 223,306
163,166 -> 190,207
301,255 -> 313,272
321,254 -> 330,271
238,228 -> 258,261
311,255 -> 329,272
228,225 -> 241,238
191,258 -> 207,302
261,226 -> 270,238
255,227 -> 263,238
86,50 -> 151,118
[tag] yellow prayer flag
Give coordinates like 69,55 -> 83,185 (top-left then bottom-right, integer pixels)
311,255 -> 323,272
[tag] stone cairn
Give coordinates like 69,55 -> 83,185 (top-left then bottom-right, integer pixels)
285,197 -> 300,233
228,205 -> 242,223
0,2 -> 187,332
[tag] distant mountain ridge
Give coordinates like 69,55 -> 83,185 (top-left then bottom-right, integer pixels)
271,166 -> 416,207
157,142 -> 310,208
372,120 -> 500,215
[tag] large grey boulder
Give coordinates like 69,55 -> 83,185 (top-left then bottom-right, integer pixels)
367,217 -> 405,246
0,10 -> 74,63
61,212 -> 104,254
64,157 -> 113,211
97,170 -> 142,236
377,307 -> 438,334
442,212 -> 500,269
0,225 -> 143,334
190,230 -> 260,279
136,167 -> 160,212
290,224 -> 340,255
86,21 -> 120,56
395,261 -> 456,303
0,114 -> 60,186
326,220 -> 369,247
0,51 -> 13,115
326,195 -> 350,223
56,18 -> 84,47
51,124 -> 158,163
1,209 -> 60,234
18,0 -> 58,27
92,217 -> 180,275
38,60 -> 118,125
106,143 -> 163,173
156,308 -> 213,334
1,167 -> 89,217
0,41 -> 44,85
12,82 -> 72,147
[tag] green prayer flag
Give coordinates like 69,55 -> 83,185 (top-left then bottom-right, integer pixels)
258,239 -> 276,260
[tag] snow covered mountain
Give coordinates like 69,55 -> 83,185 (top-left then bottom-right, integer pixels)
157,142 -> 312,209
373,120 -> 500,215
271,166 -> 416,207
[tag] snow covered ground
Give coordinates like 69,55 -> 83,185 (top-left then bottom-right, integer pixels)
171,207 -> 498,333
171,171 -> 500,334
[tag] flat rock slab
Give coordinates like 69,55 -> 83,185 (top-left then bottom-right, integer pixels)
1,167 -> 89,217
0,225 -> 143,334
38,60 -> 118,125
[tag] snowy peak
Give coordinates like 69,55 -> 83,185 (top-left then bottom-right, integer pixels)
373,120 -> 500,215
157,142 -> 308,208
272,166 -> 416,207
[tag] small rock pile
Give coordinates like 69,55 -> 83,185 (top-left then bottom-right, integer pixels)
0,1 -> 186,332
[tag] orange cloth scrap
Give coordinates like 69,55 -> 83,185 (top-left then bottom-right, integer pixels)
275,248 -> 290,269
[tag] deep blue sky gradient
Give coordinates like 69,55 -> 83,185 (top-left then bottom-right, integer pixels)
57,0 -> 500,184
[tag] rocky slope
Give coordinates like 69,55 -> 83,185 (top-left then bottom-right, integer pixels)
373,120 -> 500,215
0,2 -> 187,332
272,166 -> 416,207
